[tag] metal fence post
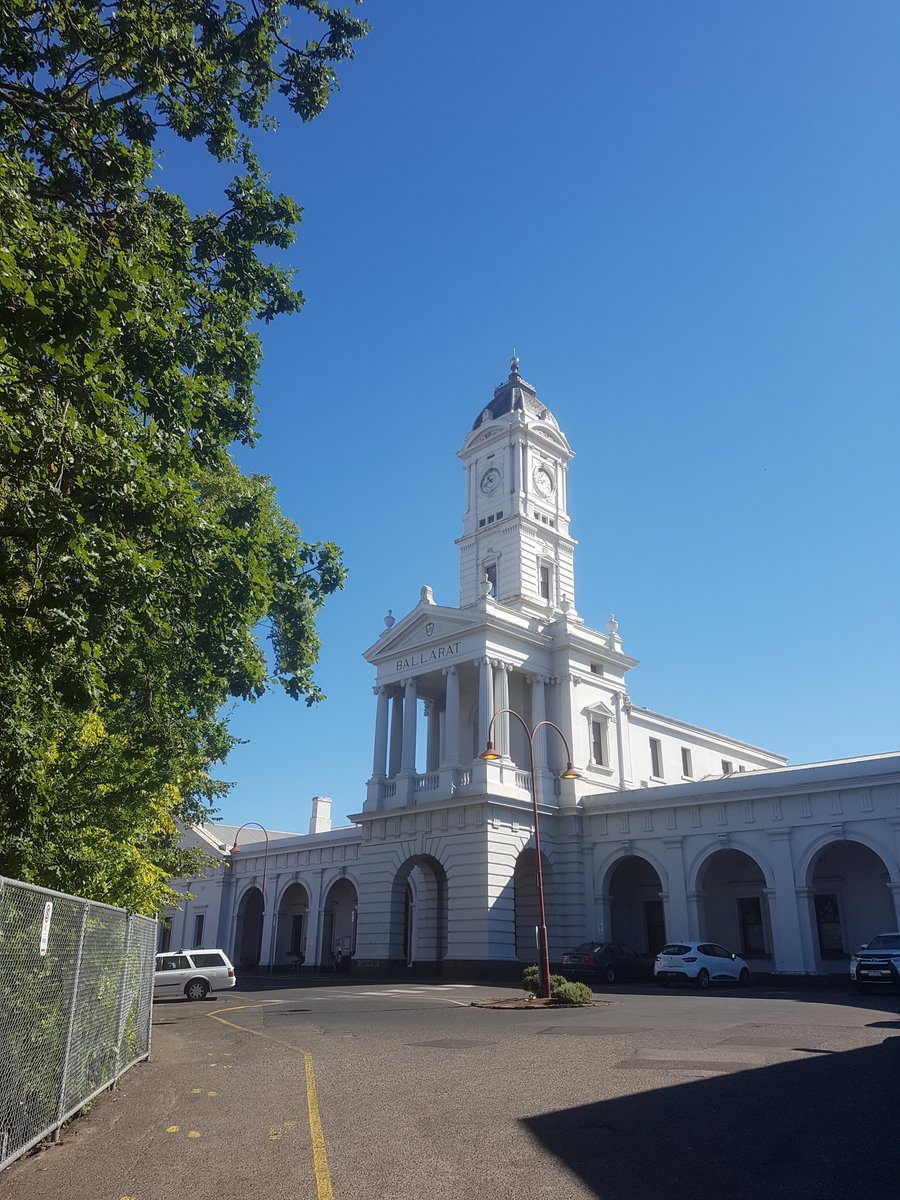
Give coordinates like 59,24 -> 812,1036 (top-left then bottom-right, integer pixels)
113,917 -> 134,1079
52,903 -> 88,1140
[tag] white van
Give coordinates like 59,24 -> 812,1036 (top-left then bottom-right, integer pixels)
154,949 -> 236,1001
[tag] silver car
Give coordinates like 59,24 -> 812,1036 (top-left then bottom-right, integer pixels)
154,949 -> 236,1001
850,932 -> 900,993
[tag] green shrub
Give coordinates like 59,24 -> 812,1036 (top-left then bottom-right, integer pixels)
551,980 -> 593,1005
522,967 -> 588,1001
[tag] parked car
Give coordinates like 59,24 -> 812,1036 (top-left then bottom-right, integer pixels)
561,941 -> 654,984
154,949 -> 236,1001
654,941 -> 751,988
850,932 -> 900,993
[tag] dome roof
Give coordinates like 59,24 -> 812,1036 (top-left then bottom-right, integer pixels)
472,357 -> 559,431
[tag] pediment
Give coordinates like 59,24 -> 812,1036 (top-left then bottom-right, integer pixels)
582,699 -> 615,719
363,603 -> 484,664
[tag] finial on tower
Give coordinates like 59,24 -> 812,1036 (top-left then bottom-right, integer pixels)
510,350 -> 519,378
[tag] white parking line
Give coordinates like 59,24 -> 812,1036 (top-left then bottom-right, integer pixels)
329,985 -> 480,1001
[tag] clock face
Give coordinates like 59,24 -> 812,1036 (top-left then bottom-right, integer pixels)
480,467 -> 501,495
533,465 -> 555,498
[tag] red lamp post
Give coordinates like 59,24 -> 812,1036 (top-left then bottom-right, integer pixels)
481,711 -> 579,1000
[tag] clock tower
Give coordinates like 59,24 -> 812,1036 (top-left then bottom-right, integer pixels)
456,357 -> 577,616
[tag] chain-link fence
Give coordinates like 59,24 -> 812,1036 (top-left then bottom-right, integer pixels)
0,876 -> 156,1171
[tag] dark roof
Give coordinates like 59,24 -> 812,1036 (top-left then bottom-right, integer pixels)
472,357 -> 558,431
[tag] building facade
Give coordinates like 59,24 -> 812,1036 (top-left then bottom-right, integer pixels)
170,361 -> 900,978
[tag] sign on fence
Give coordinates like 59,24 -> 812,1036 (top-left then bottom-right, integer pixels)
38,901 -> 53,957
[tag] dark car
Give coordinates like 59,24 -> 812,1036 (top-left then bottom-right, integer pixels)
561,941 -> 654,984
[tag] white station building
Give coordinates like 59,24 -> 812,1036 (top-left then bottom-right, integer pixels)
169,361 -> 900,979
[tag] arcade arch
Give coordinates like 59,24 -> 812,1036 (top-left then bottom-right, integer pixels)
234,886 -> 263,969
389,855 -> 447,972
607,856 -> 667,954
322,877 -> 358,967
807,840 -> 895,971
695,848 -> 772,962
272,881 -> 310,968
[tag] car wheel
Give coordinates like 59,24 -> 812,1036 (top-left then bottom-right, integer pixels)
605,965 -> 616,985
695,968 -> 710,990
185,979 -> 209,1002
739,967 -> 750,987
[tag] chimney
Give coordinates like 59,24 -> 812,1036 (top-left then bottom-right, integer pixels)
309,796 -> 332,835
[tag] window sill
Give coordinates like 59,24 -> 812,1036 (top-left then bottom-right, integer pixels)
588,763 -> 615,777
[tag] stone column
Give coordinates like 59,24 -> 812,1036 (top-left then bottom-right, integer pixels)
795,886 -> 822,974
425,700 -> 441,773
401,677 -> 418,773
555,673 -> 579,808
890,882 -> 900,931
478,657 -> 494,751
442,666 -> 461,767
610,691 -> 634,789
765,830 -> 812,973
530,675 -> 547,767
494,660 -> 510,758
388,690 -> 403,777
662,838 -> 689,939
371,685 -> 390,778
529,673 -> 552,807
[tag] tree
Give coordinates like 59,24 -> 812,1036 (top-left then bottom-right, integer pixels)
0,0 -> 368,911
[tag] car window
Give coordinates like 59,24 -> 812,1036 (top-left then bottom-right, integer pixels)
867,935 -> 900,951
661,944 -> 691,956
697,944 -> 716,956
570,942 -> 596,954
712,945 -> 734,958
190,952 -> 226,968
619,944 -> 639,957
158,955 -> 190,971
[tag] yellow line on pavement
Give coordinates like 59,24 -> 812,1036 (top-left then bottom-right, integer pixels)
206,1005 -> 334,1200
304,1052 -> 333,1200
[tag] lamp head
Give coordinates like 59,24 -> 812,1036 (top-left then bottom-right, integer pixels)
480,740 -> 501,761
230,843 -> 240,855
561,762 -> 580,780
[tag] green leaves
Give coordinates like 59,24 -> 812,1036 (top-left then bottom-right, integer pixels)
0,0 -> 364,912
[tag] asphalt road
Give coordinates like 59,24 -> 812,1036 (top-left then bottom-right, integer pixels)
3,978 -> 899,1200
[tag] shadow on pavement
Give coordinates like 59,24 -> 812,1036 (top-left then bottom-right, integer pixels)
523,1036 -> 900,1200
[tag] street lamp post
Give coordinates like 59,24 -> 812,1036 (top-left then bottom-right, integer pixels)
481,711 -> 579,1000
229,822 -> 270,970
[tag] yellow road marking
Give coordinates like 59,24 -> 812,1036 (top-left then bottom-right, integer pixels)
207,1004 -> 333,1200
207,1091 -> 218,1097
191,1088 -> 202,1094
165,1126 -> 179,1134
187,1131 -> 201,1139
304,1052 -> 333,1200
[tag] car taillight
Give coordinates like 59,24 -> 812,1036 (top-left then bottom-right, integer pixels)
583,956 -> 594,965
683,956 -> 698,963
228,969 -> 235,978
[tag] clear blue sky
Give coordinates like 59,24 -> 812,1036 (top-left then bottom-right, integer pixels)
161,1 -> 900,832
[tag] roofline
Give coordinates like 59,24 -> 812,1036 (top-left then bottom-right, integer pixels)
585,750 -> 900,808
